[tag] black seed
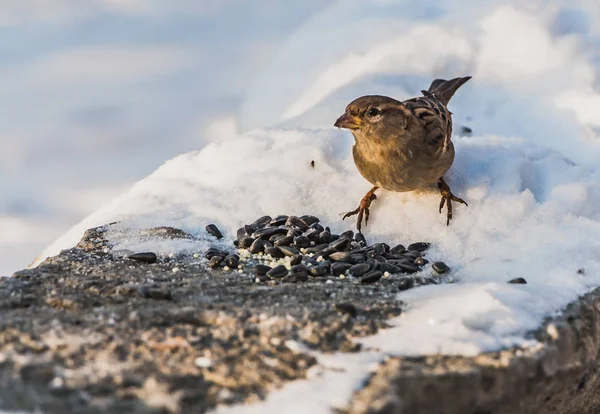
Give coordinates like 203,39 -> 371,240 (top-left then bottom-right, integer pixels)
225,254 -> 239,268
248,238 -> 265,254
267,265 -> 288,279
366,258 -> 379,269
354,232 -> 367,247
233,239 -> 239,247
319,260 -> 332,270
304,244 -> 328,254
251,215 -> 272,229
432,262 -> 450,274
254,265 -> 271,276
461,126 -> 473,136
309,266 -> 327,277
407,242 -> 430,252
252,227 -> 287,239
287,229 -> 302,238
282,272 -> 308,283
208,256 -> 224,268
205,224 -> 223,239
294,236 -> 311,248
303,228 -> 320,241
300,215 -> 320,226
329,252 -> 353,263
390,244 -> 406,255
239,237 -> 254,249
350,254 -> 366,264
274,235 -> 294,247
398,278 -> 415,291
255,274 -> 268,283
339,230 -> 354,240
236,227 -> 248,240
205,248 -> 226,260
361,271 -> 383,284
334,303 -> 357,318
371,243 -> 387,255
331,262 -> 352,276
265,247 -> 284,258
414,257 -> 429,266
365,250 -> 376,259
577,268 -> 585,275
244,225 -> 255,235
269,233 -> 285,243
309,223 -> 325,233
382,253 -> 401,260
397,263 -> 420,274
286,216 -> 309,231
374,255 -> 387,263
291,264 -> 308,274
508,277 -> 527,284
329,238 -> 350,251
348,263 -> 370,277
404,251 -> 422,259
304,258 -> 318,267
378,262 -> 402,274
314,247 -> 337,259
278,246 -> 300,257
129,252 -> 157,264
319,230 -> 333,243
270,215 -> 289,226
290,254 -> 303,266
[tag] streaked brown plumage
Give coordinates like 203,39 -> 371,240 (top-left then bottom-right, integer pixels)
334,76 -> 471,232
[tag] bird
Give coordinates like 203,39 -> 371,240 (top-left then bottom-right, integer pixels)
334,76 -> 471,232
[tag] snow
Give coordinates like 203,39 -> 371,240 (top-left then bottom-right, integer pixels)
19,0 -> 600,412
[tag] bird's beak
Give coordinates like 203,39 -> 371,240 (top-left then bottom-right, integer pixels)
334,112 -> 362,130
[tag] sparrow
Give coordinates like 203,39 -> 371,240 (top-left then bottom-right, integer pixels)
334,76 -> 471,232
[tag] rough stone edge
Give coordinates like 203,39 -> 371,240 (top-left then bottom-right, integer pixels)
344,287 -> 600,414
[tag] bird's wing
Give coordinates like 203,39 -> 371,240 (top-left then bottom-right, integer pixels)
403,92 -> 453,152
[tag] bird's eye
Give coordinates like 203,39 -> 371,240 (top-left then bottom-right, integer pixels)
367,108 -> 380,116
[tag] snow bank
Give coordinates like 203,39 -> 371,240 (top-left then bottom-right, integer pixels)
33,0 -> 600,411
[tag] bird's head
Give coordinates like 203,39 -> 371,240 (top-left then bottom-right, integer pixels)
334,95 -> 410,141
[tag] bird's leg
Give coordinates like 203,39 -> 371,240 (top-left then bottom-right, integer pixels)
342,186 -> 379,233
438,177 -> 467,226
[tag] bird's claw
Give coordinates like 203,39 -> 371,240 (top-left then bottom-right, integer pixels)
438,178 -> 467,226
341,190 -> 377,233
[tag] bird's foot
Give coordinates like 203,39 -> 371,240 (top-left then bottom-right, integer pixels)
342,186 -> 378,233
438,177 -> 467,226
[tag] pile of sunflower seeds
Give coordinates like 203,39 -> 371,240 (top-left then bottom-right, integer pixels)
203,215 -> 450,291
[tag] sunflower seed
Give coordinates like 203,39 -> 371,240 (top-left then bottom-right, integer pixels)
248,238 -> 265,254
398,278 -> 415,291
205,224 -> 223,239
265,247 -> 284,258
329,252 -> 353,263
508,277 -> 527,284
290,255 -> 303,266
286,216 -> 309,231
360,271 -> 383,284
274,235 -> 294,247
407,242 -> 430,252
432,262 -> 450,274
390,244 -> 406,255
331,262 -> 352,276
269,215 -> 289,226
267,265 -> 288,279
293,236 -> 311,248
208,256 -> 224,268
329,238 -> 350,251
251,215 -> 272,229
225,254 -> 239,268
308,266 -> 327,277
354,233 -> 367,247
300,215 -> 320,226
129,252 -> 157,264
278,246 -> 300,257
348,263 -> 370,277
319,230 -> 333,243
254,265 -> 271,276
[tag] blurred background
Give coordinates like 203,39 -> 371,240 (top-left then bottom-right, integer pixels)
2,0 -> 600,276
0,1 -> 335,275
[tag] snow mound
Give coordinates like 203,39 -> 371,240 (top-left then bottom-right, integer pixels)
35,0 -> 600,360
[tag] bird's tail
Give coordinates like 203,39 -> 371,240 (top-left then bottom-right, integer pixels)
427,76 -> 471,105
